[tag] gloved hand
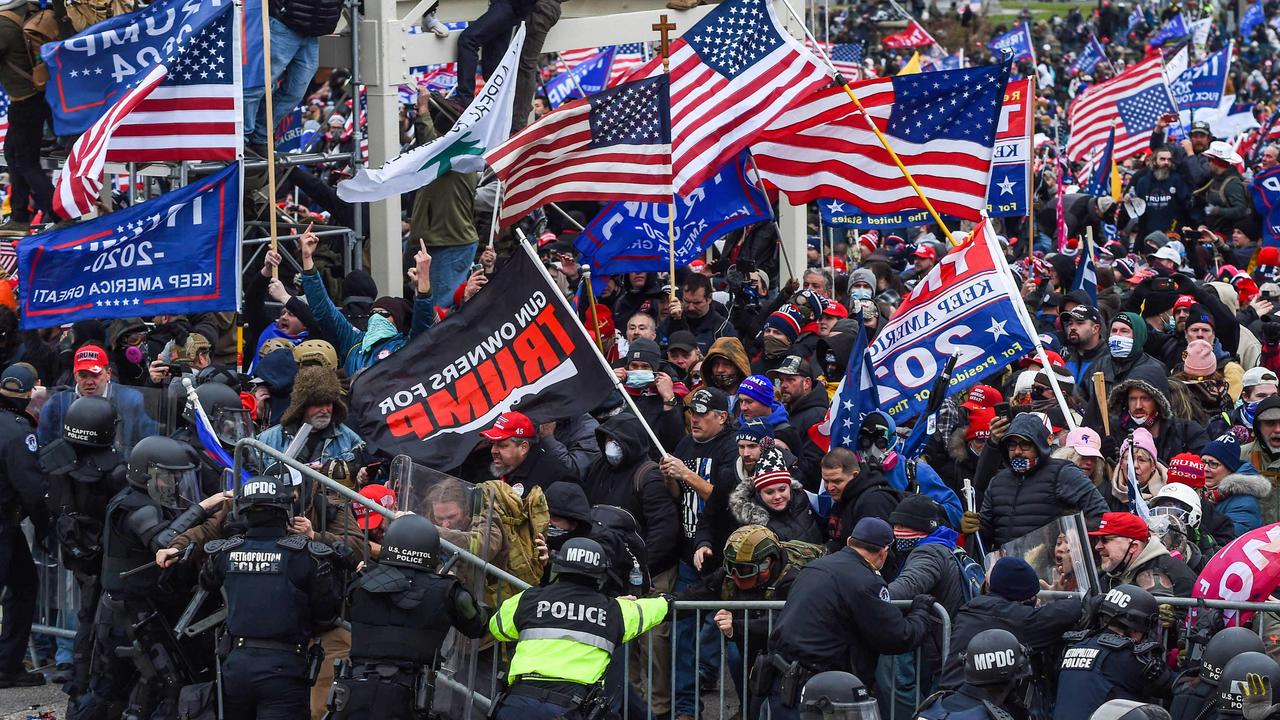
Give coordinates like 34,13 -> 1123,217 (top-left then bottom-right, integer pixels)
1243,672 -> 1276,720
1205,204 -> 1222,216
1158,603 -> 1175,629
1100,434 -> 1119,461
960,511 -> 981,535
910,594 -> 936,614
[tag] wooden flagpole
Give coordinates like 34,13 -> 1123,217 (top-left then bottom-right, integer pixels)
777,0 -> 959,246
652,13 -> 679,301
259,0 -> 279,279
1026,76 -> 1036,260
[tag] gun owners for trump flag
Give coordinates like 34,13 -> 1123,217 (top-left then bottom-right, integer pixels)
869,222 -> 1037,422
349,246 -> 617,469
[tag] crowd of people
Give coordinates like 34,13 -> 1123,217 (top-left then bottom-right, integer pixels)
6,0 -> 1280,718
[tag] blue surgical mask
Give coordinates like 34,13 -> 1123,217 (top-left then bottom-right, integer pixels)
851,288 -> 873,302
361,314 -> 399,352
625,370 -> 655,388
1108,335 -> 1134,359
1163,315 -> 1177,333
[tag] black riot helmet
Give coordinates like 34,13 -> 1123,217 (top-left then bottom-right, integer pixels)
1088,700 -> 1173,720
1201,627 -> 1266,685
63,396 -> 117,449
1218,652 -> 1280,716
551,537 -> 609,588
798,672 -> 880,720
963,629 -> 1031,687
188,381 -> 253,447
1097,584 -> 1159,636
234,475 -> 293,524
126,436 -> 200,510
379,514 -> 441,570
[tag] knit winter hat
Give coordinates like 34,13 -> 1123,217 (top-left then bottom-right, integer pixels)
1111,312 -> 1149,350
1184,304 -> 1215,330
850,268 -> 877,289
736,417 -> 773,444
888,494 -> 943,533
1181,340 -> 1217,378
988,557 -> 1041,602
1167,453 -> 1207,487
752,447 -> 791,492
1200,436 -> 1241,472
737,375 -> 775,407
764,304 -> 805,342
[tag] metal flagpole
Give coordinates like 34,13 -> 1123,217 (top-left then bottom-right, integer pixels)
777,0 -> 959,246
260,0 -> 280,279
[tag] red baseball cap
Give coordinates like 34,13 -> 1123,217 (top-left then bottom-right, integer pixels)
481,411 -> 535,442
822,302 -> 849,318
74,345 -> 108,375
913,245 -> 937,261
353,484 -> 397,530
1174,294 -> 1195,310
689,259 -> 707,272
962,385 -> 1003,410
1087,512 -> 1150,541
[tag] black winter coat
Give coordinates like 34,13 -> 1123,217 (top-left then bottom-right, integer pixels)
938,594 -> 1083,689
270,0 -> 343,37
825,465 -> 902,553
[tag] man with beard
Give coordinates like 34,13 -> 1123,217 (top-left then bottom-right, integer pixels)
666,274 -> 737,353
1131,146 -> 1193,240
1090,511 -> 1196,595
479,411 -> 576,498
1153,118 -> 1213,189
696,337 -> 752,411
1063,304 -> 1113,407
256,366 -> 366,469
1106,364 -> 1209,462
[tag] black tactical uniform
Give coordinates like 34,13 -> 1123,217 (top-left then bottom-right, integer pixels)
75,436 -> 213,720
171,381 -> 254,495
201,475 -> 341,720
1170,626 -> 1264,720
41,396 -> 128,699
918,630 -> 1034,720
1054,585 -> 1174,720
327,514 -> 489,719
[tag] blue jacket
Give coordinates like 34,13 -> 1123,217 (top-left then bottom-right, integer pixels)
1212,472 -> 1270,537
256,422 -> 364,467
37,383 -> 157,452
300,271 -> 435,376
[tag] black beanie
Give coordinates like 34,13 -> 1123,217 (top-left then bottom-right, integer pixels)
888,494 -> 943,533
1140,291 -> 1177,318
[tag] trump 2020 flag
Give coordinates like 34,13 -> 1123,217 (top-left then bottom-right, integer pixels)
545,46 -> 615,107
1172,44 -> 1232,111
869,222 -> 1036,423
988,78 -> 1033,218
1250,166 -> 1280,250
1070,35 -> 1107,75
1149,13 -> 1189,46
337,23 -> 525,203
18,163 -> 241,329
988,24 -> 1035,63
1242,0 -> 1264,39
576,151 -> 772,276
348,244 -> 617,470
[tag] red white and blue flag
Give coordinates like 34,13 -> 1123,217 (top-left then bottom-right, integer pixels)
1066,54 -> 1174,166
752,62 -> 1009,222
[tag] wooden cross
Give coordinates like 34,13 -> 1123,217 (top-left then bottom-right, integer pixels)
652,14 -> 677,61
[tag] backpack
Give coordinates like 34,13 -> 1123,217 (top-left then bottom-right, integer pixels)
471,480 -> 549,606
0,7 -> 65,92
951,546 -> 986,603
779,539 -> 825,571
588,504 -> 650,596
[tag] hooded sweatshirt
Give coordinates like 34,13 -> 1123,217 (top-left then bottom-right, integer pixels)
1107,362 -> 1208,462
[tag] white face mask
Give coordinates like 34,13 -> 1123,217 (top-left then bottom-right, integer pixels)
604,440 -> 625,466
1108,335 -> 1134,359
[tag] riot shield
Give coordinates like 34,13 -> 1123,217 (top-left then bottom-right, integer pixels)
984,512 -> 1098,595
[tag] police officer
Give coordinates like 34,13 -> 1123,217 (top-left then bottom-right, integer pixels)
797,672 -> 881,720
76,435 -> 227,720
0,363 -> 49,688
172,381 -> 254,494
200,475 -> 342,720
764,517 -> 935,719
1054,584 -> 1174,720
918,630 -> 1033,720
488,537 -> 670,719
41,396 -> 128,701
327,514 -> 489,719
1171,627 -> 1265,720
1217,653 -> 1280,719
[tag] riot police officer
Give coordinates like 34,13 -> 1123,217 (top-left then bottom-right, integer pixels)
488,537 -> 670,719
797,672 -> 880,720
1171,626 -> 1265,720
1054,584 -> 1174,720
1217,653 -> 1280,719
76,435 -> 226,720
41,396 -> 128,701
327,514 -> 489,719
917,630 -> 1034,720
200,475 -> 342,720
172,380 -> 253,494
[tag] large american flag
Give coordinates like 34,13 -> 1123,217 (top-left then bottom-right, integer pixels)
1066,54 -> 1174,166
485,75 -> 672,226
658,0 -> 830,194
753,62 -> 1009,222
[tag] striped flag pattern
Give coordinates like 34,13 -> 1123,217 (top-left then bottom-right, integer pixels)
485,76 -> 672,226
1066,54 -> 1174,166
560,44 -> 649,87
0,88 -> 8,150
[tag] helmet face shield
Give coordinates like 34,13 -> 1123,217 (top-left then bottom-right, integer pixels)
147,464 -> 200,510
213,407 -> 254,447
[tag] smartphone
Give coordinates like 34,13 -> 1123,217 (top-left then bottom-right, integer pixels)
1160,113 -> 1179,124
1151,277 -> 1176,292
993,402 -> 1011,421
470,262 -> 484,275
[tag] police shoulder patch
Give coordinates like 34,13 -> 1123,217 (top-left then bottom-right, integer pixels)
878,586 -> 891,602
204,536 -> 244,554
1096,632 -> 1133,649
278,534 -> 308,550
307,541 -> 335,558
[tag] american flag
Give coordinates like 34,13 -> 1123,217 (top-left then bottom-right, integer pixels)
485,75 -> 672,226
343,85 -> 370,157
753,62 -> 1009,222
54,6 -> 238,217
0,88 -> 8,150
659,0 -> 830,194
830,42 -> 865,78
1066,54 -> 1174,166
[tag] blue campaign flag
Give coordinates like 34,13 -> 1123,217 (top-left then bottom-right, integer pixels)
544,47 -> 616,108
1070,35 -> 1107,75
1171,44 -> 1232,110
576,150 -> 772,275
987,24 -> 1034,63
17,163 -> 241,329
1250,166 -> 1280,249
42,0 -> 231,135
1242,0 -> 1265,38
243,0 -> 264,88
828,320 -> 878,452
1127,6 -> 1145,35
274,106 -> 307,153
1073,237 -> 1099,303
1149,13 -> 1188,46
819,198 -> 937,228
1084,127 -> 1116,197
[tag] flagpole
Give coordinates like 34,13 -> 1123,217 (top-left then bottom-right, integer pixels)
1026,75 -> 1036,260
653,13 -> 679,303
514,229 -> 669,455
555,56 -> 590,101
581,264 -> 605,351
487,179 -> 502,249
776,0 -> 959,246
259,0 -> 279,279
